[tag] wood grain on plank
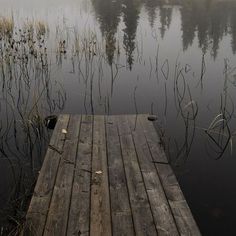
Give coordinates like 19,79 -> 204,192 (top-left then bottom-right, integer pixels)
43,115 -> 81,236
106,116 -> 134,236
25,114 -> 201,236
156,163 -> 201,236
90,115 -> 112,236
138,114 -> 168,163
67,115 -> 93,236
127,115 -> 179,236
138,115 -> 200,235
24,114 -> 70,236
116,115 -> 157,236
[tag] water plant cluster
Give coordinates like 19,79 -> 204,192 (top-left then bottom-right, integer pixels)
0,17 -> 64,235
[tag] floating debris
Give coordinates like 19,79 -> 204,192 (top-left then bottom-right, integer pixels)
62,129 -> 67,134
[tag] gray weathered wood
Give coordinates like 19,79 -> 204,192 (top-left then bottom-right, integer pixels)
127,115 -> 179,236
24,114 -> 201,236
155,163 -> 201,236
43,115 -> 81,236
106,116 -> 134,236
139,114 -> 168,163
67,115 -> 93,236
24,114 -> 70,236
137,115 -> 200,235
116,115 -> 157,236
90,115 -> 112,236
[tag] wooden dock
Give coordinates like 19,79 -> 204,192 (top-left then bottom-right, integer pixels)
23,114 -> 201,236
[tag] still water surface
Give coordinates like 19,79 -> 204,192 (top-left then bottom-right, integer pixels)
0,0 -> 236,235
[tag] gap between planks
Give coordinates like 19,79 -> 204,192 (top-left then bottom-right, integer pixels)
23,114 -> 201,236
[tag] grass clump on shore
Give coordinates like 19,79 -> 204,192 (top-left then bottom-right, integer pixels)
0,16 -> 14,38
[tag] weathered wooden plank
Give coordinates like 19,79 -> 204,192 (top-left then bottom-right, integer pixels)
43,115 -> 81,236
155,163 -> 201,236
90,115 -> 112,236
24,114 -> 70,236
138,115 -> 168,163
24,113 -> 200,236
116,115 -> 157,236
127,115 -> 179,236
66,115 -> 93,236
136,115 -> 200,235
106,116 -> 135,236
137,115 -> 200,235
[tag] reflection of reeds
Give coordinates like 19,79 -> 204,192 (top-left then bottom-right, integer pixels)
174,85 -> 198,166
205,114 -> 231,159
155,45 -> 159,81
0,11 -> 236,234
133,85 -> 138,115
196,53 -> 206,89
203,59 -> 235,159
161,59 -> 169,80
0,18 -> 65,234
158,56 -> 199,166
202,60 -> 235,159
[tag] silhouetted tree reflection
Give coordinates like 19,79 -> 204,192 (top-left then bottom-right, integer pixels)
91,0 -> 122,65
144,0 -> 173,38
159,5 -> 173,38
144,0 -> 159,28
208,2 -> 228,59
180,0 -> 236,58
122,0 -> 141,70
230,4 -> 236,54
180,1 -> 197,51
92,0 -> 236,63
194,2 -> 210,53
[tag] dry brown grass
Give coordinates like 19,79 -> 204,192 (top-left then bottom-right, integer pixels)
36,21 -> 48,38
0,16 -> 14,37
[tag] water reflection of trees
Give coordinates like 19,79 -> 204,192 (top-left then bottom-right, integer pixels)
144,0 -> 174,38
230,4 -> 236,54
91,0 -> 141,69
122,0 -> 141,70
91,0 -> 122,65
180,0 -> 236,58
92,0 -> 236,60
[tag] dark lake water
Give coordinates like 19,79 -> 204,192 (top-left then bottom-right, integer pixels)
0,0 -> 236,235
